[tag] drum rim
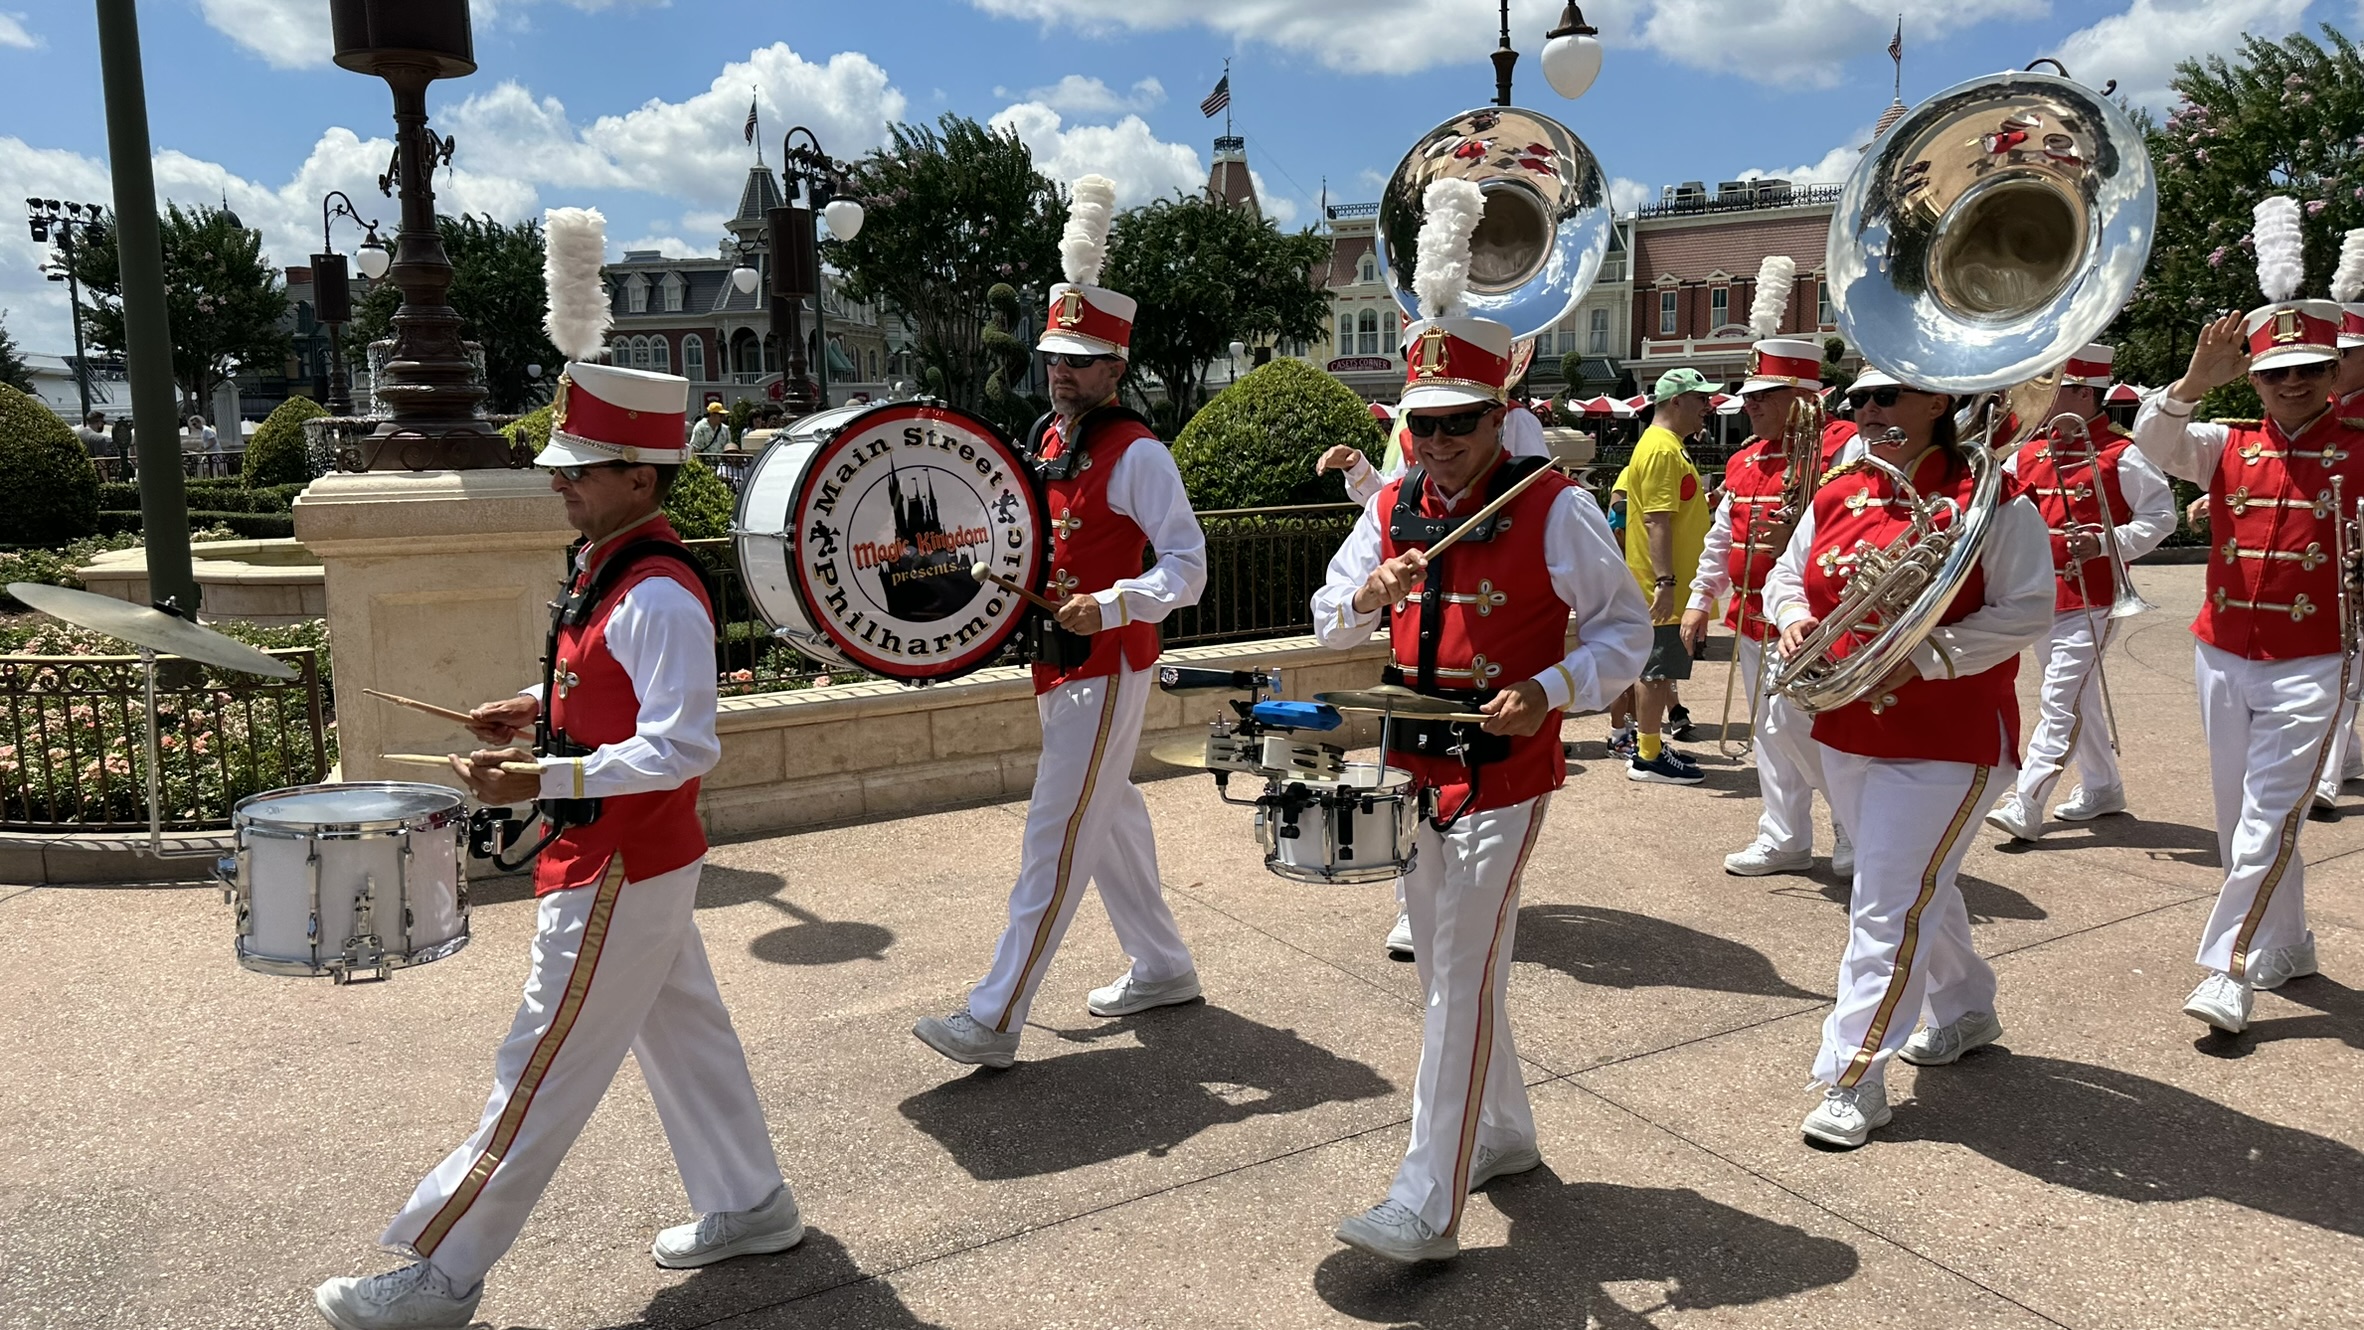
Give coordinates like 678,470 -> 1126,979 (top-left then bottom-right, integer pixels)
235,926 -> 470,978
233,781 -> 467,835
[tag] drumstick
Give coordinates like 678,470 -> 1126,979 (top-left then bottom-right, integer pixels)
365,689 -> 478,727
1421,460 -> 1567,562
382,753 -> 546,775
968,562 -> 1067,614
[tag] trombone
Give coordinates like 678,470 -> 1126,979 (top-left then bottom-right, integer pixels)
1719,394 -> 1824,757
2048,411 -> 2156,754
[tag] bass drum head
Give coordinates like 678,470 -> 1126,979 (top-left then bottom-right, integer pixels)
735,402 -> 1046,683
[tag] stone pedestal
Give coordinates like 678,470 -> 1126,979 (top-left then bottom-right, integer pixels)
294,469 -> 571,788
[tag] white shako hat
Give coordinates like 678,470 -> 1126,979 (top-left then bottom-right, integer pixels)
2246,196 -> 2341,372
1398,177 -> 1516,411
2059,343 -> 2115,388
536,206 -> 688,467
1039,174 -> 1137,360
1739,254 -> 1821,393
2331,227 -> 2364,349
1848,365 -> 1909,393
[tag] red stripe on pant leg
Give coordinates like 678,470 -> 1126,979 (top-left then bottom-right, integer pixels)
1444,797 -> 1549,1235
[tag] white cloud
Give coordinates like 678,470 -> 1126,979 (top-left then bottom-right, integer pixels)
2048,0 -> 2311,113
1610,177 -> 1650,214
615,234 -> 707,259
0,12 -> 40,49
195,0 -> 667,70
992,75 -> 1166,116
1637,0 -> 2045,89
1737,140 -> 1866,187
989,103 -> 1206,209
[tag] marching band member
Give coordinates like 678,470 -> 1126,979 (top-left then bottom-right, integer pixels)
914,176 -> 1209,1069
1313,179 -> 1649,1260
1684,257 -> 1855,877
1986,345 -> 2176,840
1764,366 -> 2052,1149
2312,230 -> 2364,806
2130,197 -> 2364,1034
316,211 -> 797,1330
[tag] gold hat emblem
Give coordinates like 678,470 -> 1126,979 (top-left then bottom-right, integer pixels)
1413,326 -> 1450,380
2273,309 -> 2304,344
1745,348 -> 1764,376
1054,289 -> 1086,329
551,373 -> 572,430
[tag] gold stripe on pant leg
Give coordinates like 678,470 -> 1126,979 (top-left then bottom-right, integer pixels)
1837,767 -> 1989,1090
2230,651 -> 2354,972
994,680 -> 1122,1033
1444,797 -> 1549,1235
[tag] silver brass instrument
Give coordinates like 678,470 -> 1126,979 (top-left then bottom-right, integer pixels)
1774,65 -> 2155,715
1720,394 -> 1826,756
2046,410 -> 2156,752
2335,476 -> 2363,705
1377,106 -> 1614,358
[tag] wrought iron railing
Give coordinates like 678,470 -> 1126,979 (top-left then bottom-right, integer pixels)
1,648 -> 331,833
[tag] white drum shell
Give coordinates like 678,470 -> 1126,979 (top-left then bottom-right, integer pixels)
230,783 -> 468,980
734,435 -> 850,670
1257,762 -> 1420,885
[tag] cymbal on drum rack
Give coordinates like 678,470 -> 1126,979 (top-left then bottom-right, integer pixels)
1315,687 -> 1489,722
7,582 -> 298,679
1146,737 -> 1219,769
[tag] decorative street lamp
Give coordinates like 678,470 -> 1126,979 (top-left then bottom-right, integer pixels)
311,189 -> 390,416
329,0 -> 505,468
26,198 -> 108,420
1493,1 -> 1604,106
768,127 -> 864,418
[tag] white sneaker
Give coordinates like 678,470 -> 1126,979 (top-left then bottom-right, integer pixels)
314,1263 -> 481,1330
2246,933 -> 2319,991
1985,796 -> 2040,842
1800,1081 -> 1890,1149
1900,1010 -> 2003,1066
913,1009 -> 1019,1068
2053,784 -> 2127,822
1384,911 -> 1415,959
1086,968 -> 1202,1017
1334,1198 -> 1458,1262
1724,840 -> 1814,876
651,1183 -> 806,1269
1830,831 -> 1855,879
1465,1141 -> 1542,1191
2182,972 -> 2252,1034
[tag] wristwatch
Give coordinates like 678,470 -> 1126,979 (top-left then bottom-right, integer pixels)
1653,576 -> 1676,588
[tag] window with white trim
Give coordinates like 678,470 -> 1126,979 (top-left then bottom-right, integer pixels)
625,275 -> 648,314
1817,279 -> 1833,326
660,272 -> 685,313
1589,307 -> 1610,355
1659,290 -> 1678,336
1356,308 -> 1381,356
1710,286 -> 1729,328
682,335 -> 705,381
648,336 -> 669,374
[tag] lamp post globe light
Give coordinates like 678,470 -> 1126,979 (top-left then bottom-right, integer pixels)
1492,1 -> 1604,106
311,189 -> 388,416
26,198 -> 109,419
767,126 -> 864,418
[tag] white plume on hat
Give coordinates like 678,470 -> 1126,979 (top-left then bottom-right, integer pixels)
2253,195 -> 2305,303
1059,174 -> 1117,286
543,207 -> 613,362
1748,254 -> 1796,339
2331,227 -> 2364,304
1414,178 -> 1486,320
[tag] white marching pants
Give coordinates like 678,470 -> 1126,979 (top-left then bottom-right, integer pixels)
1814,754 -> 2005,1089
384,858 -> 783,1287
1740,635 -> 1840,854
1389,797 -> 1546,1236
2015,610 -> 2120,812
2193,643 -> 2346,975
968,666 -> 1193,1032
2314,697 -> 2364,802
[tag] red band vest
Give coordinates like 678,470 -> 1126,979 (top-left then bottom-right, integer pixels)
2013,416 -> 2134,614
1803,447 -> 2022,766
536,515 -> 713,896
1720,439 -> 1787,640
2195,412 -> 2364,660
1033,410 -> 1162,693
1377,456 -> 1575,813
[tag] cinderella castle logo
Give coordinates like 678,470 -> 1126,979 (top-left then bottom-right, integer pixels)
851,460 -> 989,622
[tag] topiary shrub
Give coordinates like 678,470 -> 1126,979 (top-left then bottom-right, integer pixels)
1170,358 -> 1384,510
664,458 -> 733,540
241,396 -> 327,488
503,403 -> 553,456
0,383 -> 100,546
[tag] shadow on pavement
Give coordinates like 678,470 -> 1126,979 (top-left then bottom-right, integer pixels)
1314,1167 -> 1860,1328
695,866 -> 895,965
900,1004 -> 1394,1180
1890,1047 -> 2364,1238
571,1228 -> 946,1330
1788,873 -> 2046,923
1991,813 -> 2219,868
2199,975 -> 2364,1056
1515,905 -> 1823,1001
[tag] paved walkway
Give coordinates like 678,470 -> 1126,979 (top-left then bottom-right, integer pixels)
3,564 -> 2360,1329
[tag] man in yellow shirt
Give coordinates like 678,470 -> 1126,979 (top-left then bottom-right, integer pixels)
1624,369 -> 1715,784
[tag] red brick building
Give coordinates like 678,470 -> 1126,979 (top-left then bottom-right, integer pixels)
1627,184 -> 1857,388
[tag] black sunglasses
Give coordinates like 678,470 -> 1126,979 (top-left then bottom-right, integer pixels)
1404,407 -> 1495,439
2255,361 -> 2333,385
1846,386 -> 1907,409
1043,352 -> 1118,369
546,461 -> 630,482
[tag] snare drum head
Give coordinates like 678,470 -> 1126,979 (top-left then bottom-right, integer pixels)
736,403 -> 1045,682
236,782 -> 464,833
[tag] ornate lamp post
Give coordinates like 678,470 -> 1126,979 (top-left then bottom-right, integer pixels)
764,127 -> 864,418
310,190 -> 390,416
1492,2 -> 1604,105
329,0 -> 505,468
25,198 -> 108,420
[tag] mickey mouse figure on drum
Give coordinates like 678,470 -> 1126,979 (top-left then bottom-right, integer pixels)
313,210 -> 799,1330
1310,179 -> 1651,1263
912,174 -> 1211,1070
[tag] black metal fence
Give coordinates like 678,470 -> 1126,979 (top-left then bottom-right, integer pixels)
1,648 -> 331,832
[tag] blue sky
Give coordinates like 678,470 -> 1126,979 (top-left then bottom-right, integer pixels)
0,0 -> 2353,353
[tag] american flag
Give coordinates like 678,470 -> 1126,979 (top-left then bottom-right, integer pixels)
1200,75 -> 1230,119
1887,17 -> 1902,64
744,95 -> 760,145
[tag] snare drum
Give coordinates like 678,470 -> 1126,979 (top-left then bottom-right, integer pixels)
1257,762 -> 1420,885
224,783 -> 470,983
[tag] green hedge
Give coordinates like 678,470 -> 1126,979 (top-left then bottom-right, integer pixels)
241,396 -> 327,488
97,511 -> 295,539
0,383 -> 101,546
1171,358 -> 1384,510
97,480 -> 308,514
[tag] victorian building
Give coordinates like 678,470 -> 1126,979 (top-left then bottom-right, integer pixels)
1627,179 -> 1856,388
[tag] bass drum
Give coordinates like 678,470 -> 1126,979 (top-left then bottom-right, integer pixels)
736,402 -> 1048,683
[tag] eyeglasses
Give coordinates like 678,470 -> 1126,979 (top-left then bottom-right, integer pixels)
1044,352 -> 1117,369
2254,361 -> 2333,385
1846,386 -> 1906,409
546,462 -> 629,483
1403,407 -> 1495,439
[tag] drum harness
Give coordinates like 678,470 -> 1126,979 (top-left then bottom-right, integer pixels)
472,534 -> 719,872
1018,404 -> 1158,673
1382,456 -> 1547,831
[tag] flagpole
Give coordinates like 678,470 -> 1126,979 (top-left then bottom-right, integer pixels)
1224,58 -> 1232,139
1892,15 -> 1902,101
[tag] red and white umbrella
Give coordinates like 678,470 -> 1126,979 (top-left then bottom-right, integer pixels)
1578,394 -> 1635,417
2105,382 -> 2146,404
1625,394 -> 1651,412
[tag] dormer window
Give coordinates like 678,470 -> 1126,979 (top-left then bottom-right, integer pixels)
660,271 -> 686,313
1358,254 -> 1377,284
624,273 -> 649,314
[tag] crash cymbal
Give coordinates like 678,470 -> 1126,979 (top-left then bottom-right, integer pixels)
7,583 -> 298,679
1146,737 -> 1218,769
1315,687 -> 1489,721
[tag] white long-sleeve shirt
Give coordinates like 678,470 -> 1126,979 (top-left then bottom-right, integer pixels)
2001,430 -> 2178,563
1090,437 -> 1208,628
525,553 -> 722,804
2130,388 -> 2246,484
1763,488 -> 2055,684
1311,481 -> 1651,713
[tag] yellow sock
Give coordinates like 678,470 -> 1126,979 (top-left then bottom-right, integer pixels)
1639,732 -> 1663,761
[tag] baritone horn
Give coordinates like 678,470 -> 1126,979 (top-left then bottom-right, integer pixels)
1376,106 -> 1614,361
1774,65 -> 2155,715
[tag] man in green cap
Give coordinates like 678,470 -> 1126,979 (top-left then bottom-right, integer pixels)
1624,368 -> 1716,784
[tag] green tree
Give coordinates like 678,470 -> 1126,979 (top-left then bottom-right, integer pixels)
352,214 -> 560,413
979,282 -> 1047,438
1101,195 -> 1334,422
0,383 -> 100,545
67,203 -> 289,412
2112,25 -> 2364,385
1171,358 -> 1383,509
829,116 -> 1066,416
0,311 -> 32,393
242,395 -> 327,488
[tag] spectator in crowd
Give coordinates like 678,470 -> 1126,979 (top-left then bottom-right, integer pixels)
1622,370 -> 1716,785
75,411 -> 109,454
689,402 -> 733,457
